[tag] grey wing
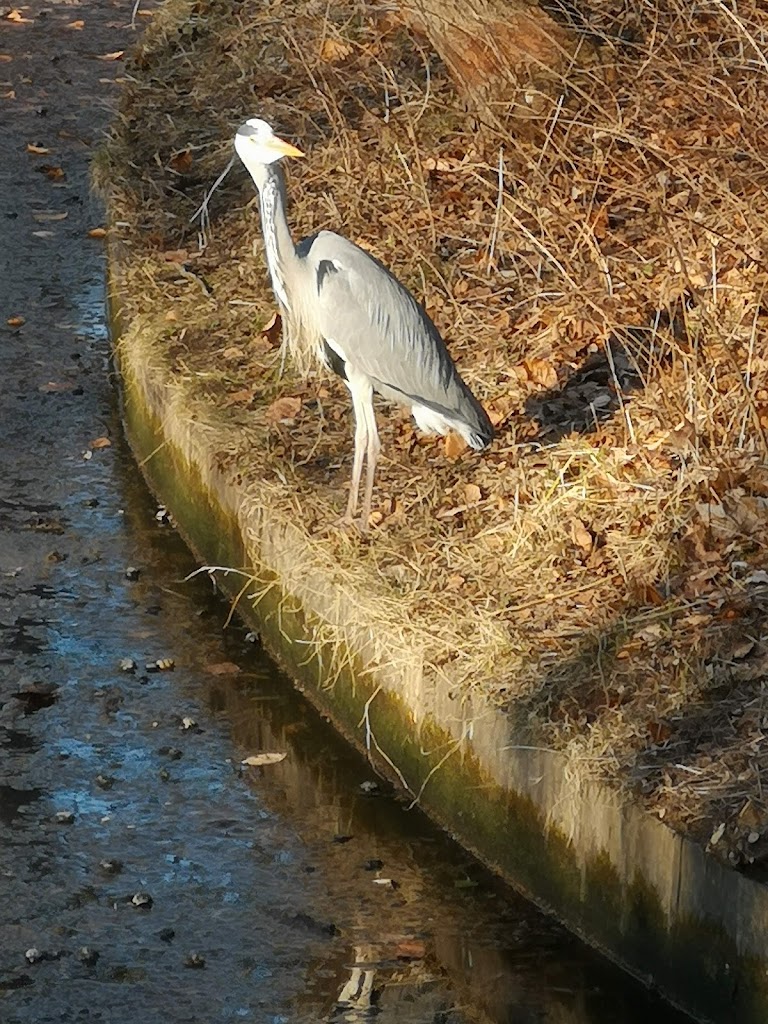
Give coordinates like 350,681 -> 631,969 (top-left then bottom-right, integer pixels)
306,232 -> 493,444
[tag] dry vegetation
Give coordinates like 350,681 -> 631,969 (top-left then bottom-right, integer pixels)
103,0 -> 768,863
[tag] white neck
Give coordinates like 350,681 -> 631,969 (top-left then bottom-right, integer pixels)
243,161 -> 297,313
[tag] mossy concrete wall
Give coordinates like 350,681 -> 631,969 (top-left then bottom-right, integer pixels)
113,303 -> 768,1024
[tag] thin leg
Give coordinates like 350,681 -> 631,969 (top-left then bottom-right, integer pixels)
360,397 -> 380,527
343,372 -> 374,526
343,413 -> 366,523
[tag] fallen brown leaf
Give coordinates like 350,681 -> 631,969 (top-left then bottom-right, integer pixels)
632,582 -> 665,606
738,799 -> 762,829
591,206 -> 609,240
394,939 -> 426,960
525,357 -> 558,389
0,55 -> 13,62
66,19 -> 84,29
204,661 -> 241,676
730,638 -> 756,661
161,248 -> 188,262
320,37 -> 353,62
6,8 -> 33,23
6,316 -> 25,328
89,436 -> 111,450
97,51 -> 124,61
87,227 -> 107,238
571,518 -> 593,553
487,396 -> 512,427
169,150 -> 193,174
226,387 -> 255,406
423,156 -> 462,173
266,395 -> 302,423
261,310 -> 282,346
375,8 -> 403,33
464,483 -> 481,505
26,143 -> 50,155
38,164 -> 65,180
443,432 -> 466,459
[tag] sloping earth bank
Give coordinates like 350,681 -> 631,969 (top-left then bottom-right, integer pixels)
103,0 -> 768,864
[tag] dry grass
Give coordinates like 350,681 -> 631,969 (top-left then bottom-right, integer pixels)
104,0 -> 768,863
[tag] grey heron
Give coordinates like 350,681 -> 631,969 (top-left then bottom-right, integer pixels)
233,117 -> 494,527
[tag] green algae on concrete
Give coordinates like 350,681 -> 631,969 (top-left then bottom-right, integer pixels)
111,291 -> 768,1024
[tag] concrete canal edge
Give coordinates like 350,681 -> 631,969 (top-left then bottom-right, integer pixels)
110,281 -> 768,1024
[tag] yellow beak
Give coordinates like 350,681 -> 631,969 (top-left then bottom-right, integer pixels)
273,136 -> 305,158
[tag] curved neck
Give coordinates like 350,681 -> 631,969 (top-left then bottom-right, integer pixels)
245,162 -> 298,312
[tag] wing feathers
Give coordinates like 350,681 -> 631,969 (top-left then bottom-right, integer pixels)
315,259 -> 338,293
310,232 -> 492,444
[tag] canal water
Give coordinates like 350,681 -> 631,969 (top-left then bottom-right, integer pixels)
0,2 -> 692,1021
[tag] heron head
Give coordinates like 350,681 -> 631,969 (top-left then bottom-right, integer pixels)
234,118 -> 304,167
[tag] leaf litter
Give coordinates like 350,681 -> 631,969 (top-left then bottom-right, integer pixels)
102,0 -> 768,866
